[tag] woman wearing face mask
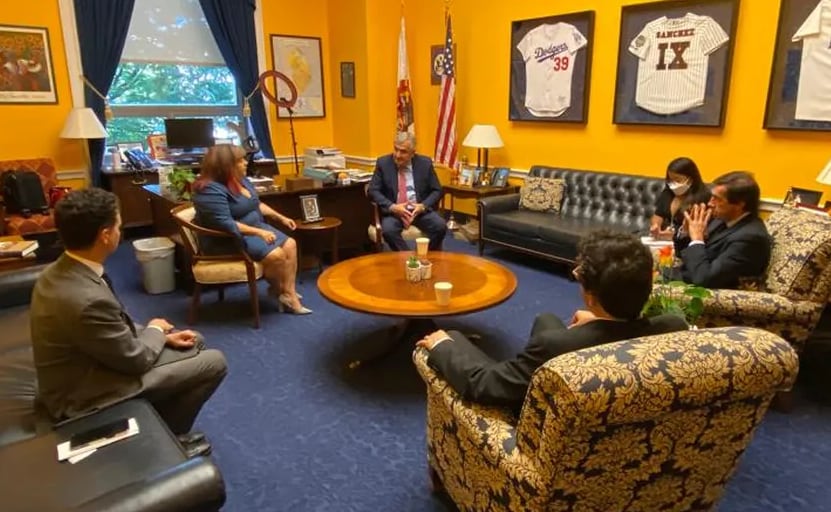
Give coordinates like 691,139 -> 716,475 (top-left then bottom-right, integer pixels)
649,157 -> 710,250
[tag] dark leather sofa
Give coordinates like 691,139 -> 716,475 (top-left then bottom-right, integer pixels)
478,166 -> 665,264
0,266 -> 226,512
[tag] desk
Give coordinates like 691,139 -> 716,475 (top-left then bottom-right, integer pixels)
441,184 -> 520,229
102,169 -> 160,228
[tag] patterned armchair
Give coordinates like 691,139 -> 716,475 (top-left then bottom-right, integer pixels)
413,327 -> 797,512
694,208 -> 831,352
0,158 -> 58,236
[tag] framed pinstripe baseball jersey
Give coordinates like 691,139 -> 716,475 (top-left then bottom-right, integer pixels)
612,0 -> 739,127
764,0 -> 831,131
509,11 -> 595,123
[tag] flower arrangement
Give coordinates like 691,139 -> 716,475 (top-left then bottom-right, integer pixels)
642,245 -> 711,325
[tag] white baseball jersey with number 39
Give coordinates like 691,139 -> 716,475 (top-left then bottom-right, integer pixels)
517,23 -> 587,117
792,0 -> 831,122
629,13 -> 729,115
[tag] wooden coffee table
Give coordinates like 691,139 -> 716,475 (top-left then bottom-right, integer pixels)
318,251 -> 517,367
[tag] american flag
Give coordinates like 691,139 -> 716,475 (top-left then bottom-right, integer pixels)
434,12 -> 457,168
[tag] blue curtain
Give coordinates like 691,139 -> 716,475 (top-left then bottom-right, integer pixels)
200,0 -> 276,160
73,0 -> 135,187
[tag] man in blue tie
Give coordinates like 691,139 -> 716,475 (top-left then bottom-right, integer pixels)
678,171 -> 771,289
367,132 -> 447,251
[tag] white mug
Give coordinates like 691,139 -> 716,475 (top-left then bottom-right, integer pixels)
415,237 -> 429,258
434,281 -> 453,306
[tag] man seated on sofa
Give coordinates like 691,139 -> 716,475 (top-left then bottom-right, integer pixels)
676,171 -> 771,289
367,131 -> 447,251
416,229 -> 687,412
29,188 -> 227,458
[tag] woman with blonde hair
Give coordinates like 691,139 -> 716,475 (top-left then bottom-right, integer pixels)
192,144 -> 310,314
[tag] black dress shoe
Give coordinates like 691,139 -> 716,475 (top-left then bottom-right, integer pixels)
184,439 -> 212,458
177,431 -> 206,445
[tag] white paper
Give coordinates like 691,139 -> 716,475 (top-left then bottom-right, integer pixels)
57,417 -> 139,462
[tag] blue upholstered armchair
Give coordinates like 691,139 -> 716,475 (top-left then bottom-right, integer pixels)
413,327 -> 797,511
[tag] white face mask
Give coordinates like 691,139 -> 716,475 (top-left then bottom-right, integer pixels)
668,181 -> 690,196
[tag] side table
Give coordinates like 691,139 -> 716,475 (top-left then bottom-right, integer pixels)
0,235 -> 39,272
441,184 -> 520,230
294,216 -> 342,279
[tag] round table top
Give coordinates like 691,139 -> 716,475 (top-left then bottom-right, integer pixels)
294,216 -> 342,231
317,251 -> 517,317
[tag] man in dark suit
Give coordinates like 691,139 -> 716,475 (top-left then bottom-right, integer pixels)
368,131 -> 447,251
678,171 -> 771,289
30,188 -> 227,457
416,230 -> 688,412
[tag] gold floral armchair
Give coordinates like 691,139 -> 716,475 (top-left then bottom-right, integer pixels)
695,208 -> 831,352
413,327 -> 797,512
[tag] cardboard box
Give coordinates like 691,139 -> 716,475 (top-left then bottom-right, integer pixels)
285,177 -> 315,191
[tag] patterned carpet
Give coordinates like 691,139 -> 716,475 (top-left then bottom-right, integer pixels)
110,233 -> 831,511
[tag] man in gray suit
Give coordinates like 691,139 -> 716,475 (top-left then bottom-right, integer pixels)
30,188 -> 227,456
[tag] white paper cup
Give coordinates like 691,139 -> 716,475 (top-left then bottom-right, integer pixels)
434,281 -> 453,306
415,237 -> 430,258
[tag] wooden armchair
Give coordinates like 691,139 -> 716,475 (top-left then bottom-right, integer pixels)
365,184 -> 424,252
414,327 -> 797,511
0,158 -> 58,236
170,204 -> 264,328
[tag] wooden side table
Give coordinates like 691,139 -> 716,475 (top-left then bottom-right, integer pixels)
440,184 -> 520,230
294,216 -> 342,279
0,235 -> 39,272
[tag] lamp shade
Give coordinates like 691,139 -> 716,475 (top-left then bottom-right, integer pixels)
462,124 -> 504,149
817,157 -> 831,186
60,108 -> 108,139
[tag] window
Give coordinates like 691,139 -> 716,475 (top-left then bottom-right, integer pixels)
107,0 -> 241,146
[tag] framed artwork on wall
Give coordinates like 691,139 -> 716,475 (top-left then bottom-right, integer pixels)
612,0 -> 740,127
270,34 -> 325,118
764,0 -> 831,131
508,11 -> 595,123
0,24 -> 57,104
340,61 -> 355,98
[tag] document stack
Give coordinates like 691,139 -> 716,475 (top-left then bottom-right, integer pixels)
304,146 -> 346,170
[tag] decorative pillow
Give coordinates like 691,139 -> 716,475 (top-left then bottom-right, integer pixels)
519,177 -> 565,213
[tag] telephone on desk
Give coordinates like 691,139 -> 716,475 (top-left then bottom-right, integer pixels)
123,148 -> 155,171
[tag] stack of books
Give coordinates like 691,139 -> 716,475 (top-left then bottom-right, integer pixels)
0,240 -> 38,258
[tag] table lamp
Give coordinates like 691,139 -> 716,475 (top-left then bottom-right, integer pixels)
816,157 -> 831,210
462,124 -> 503,186
60,107 -> 108,183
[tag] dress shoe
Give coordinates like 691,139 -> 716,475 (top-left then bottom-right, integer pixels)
278,294 -> 312,315
177,431 -> 206,445
184,439 -> 212,458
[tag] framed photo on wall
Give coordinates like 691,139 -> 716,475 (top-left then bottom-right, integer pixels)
764,0 -> 831,131
612,0 -> 740,127
340,61 -> 355,98
270,34 -> 325,118
509,11 -> 595,123
0,24 -> 58,104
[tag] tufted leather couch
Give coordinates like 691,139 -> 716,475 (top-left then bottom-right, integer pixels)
478,166 -> 664,263
414,326 -> 798,511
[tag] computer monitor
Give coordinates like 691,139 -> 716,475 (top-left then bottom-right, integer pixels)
163,118 -> 215,153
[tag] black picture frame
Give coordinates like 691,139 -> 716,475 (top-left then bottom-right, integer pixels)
789,187 -> 823,206
612,0 -> 740,127
764,0 -> 831,131
492,167 -> 510,187
300,194 -> 321,223
508,10 -> 595,123
340,61 -> 355,98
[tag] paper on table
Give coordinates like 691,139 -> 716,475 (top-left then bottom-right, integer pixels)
56,417 -> 139,462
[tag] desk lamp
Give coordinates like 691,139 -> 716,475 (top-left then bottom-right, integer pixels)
462,125 -> 503,186
816,157 -> 831,210
60,108 -> 108,184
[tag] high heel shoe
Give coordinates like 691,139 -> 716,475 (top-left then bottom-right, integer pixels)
268,285 -> 302,300
277,294 -> 312,315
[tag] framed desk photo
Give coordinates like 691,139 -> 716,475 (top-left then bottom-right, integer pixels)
271,34 -> 325,118
300,194 -> 322,223
612,0 -> 740,127
763,0 -> 831,131
508,11 -> 595,123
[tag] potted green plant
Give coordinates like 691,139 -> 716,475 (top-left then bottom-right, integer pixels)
642,245 -> 711,326
405,255 -> 421,283
167,167 -> 196,201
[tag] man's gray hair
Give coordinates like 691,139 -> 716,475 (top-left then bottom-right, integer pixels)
394,131 -> 416,148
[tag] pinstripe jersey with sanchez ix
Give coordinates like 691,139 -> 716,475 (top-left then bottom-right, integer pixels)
629,13 -> 729,115
792,0 -> 831,122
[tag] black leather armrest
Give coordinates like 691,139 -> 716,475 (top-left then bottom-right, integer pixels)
0,265 -> 47,309
72,457 -> 226,512
478,193 -> 520,216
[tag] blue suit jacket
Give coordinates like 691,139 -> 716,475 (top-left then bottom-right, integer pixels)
367,154 -> 443,215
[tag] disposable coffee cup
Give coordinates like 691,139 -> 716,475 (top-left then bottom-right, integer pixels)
416,237 -> 429,258
434,281 -> 453,306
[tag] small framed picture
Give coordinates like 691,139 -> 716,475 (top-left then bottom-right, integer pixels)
340,61 -> 355,98
300,194 -> 321,223
492,168 -> 510,187
459,168 -> 473,186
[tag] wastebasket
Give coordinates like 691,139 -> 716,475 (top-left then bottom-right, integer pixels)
133,237 -> 176,294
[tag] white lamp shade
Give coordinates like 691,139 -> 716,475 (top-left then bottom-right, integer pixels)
817,157 -> 831,186
462,124 -> 504,149
60,108 -> 108,139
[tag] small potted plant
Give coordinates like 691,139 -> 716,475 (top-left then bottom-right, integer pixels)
405,255 -> 422,283
166,167 -> 196,201
419,259 -> 432,280
642,245 -> 711,327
